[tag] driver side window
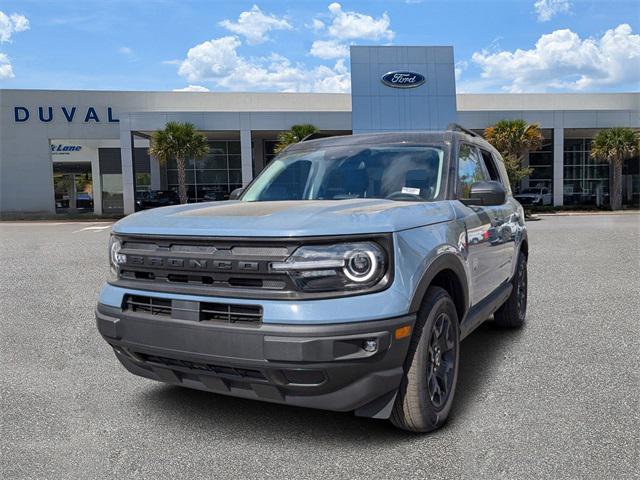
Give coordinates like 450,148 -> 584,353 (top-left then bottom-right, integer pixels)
457,144 -> 488,199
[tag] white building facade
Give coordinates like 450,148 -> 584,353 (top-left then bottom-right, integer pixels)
1,46 -> 638,216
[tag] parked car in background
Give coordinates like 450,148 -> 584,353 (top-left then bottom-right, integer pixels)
98,126 -> 529,433
136,190 -> 180,210
201,189 -> 228,202
514,187 -> 552,206
76,192 -> 94,210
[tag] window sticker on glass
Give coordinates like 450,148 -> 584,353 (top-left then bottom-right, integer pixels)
401,187 -> 421,195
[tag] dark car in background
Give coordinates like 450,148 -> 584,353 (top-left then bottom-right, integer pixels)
135,190 -> 180,210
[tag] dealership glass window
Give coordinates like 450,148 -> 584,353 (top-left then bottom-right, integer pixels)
264,140 -> 279,165
622,154 -> 640,207
99,148 -> 125,214
134,147 -> 152,192
101,174 -> 124,213
52,162 -> 94,213
527,130 -> 553,194
563,138 -> 609,206
165,141 -> 242,202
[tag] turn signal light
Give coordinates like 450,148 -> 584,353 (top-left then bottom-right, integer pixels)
395,325 -> 411,340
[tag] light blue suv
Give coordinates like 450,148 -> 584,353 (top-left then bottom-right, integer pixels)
97,126 -> 529,432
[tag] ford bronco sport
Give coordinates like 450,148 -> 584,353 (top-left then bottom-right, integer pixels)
97,125 -> 528,432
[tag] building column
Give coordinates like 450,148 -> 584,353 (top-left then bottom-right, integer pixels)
240,129 -> 253,186
120,123 -> 136,215
553,127 -> 564,206
91,150 -> 103,215
150,155 -> 161,190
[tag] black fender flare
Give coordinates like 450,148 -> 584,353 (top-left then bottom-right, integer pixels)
408,252 -> 470,318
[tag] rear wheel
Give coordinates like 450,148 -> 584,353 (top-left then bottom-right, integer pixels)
494,252 -> 527,328
390,286 -> 460,432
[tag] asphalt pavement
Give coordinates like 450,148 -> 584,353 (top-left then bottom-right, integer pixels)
1,215 -> 638,479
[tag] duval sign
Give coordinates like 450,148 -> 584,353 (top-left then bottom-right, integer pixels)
13,106 -> 119,123
381,71 -> 426,89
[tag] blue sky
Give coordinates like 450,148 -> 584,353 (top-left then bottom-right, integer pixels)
0,0 -> 638,93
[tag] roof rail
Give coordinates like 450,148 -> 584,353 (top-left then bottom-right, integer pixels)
300,132 -> 327,142
447,123 -> 481,138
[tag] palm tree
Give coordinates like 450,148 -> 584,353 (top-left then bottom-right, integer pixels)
484,119 -> 544,188
149,122 -> 209,204
590,128 -> 640,211
274,124 -> 318,154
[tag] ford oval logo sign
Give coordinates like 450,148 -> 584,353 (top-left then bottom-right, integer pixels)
381,71 -> 426,89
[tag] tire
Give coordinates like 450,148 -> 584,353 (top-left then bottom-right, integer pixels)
494,251 -> 527,328
390,286 -> 460,433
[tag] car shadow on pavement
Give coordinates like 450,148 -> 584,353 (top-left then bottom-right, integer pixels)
450,320 -> 525,419
141,320 -> 523,443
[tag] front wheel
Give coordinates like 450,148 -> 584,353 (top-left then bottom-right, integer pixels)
390,286 -> 460,432
494,251 -> 527,328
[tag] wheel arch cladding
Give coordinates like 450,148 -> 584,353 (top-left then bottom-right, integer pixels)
409,254 -> 468,322
520,236 -> 529,260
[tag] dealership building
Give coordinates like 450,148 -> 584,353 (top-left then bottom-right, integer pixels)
1,45 -> 638,216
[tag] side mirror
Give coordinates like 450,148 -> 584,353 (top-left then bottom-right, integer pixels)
462,181 -> 506,206
229,187 -> 244,200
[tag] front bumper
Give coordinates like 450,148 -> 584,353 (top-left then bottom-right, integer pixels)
96,304 -> 415,417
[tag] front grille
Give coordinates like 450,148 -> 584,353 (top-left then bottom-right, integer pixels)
117,236 -> 296,293
137,353 -> 266,380
201,302 -> 263,323
113,233 -> 394,300
123,295 -> 262,324
125,295 -> 171,316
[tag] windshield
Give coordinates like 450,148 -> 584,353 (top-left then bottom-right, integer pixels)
242,145 -> 445,202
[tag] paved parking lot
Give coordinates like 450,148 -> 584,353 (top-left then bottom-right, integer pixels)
1,215 -> 638,479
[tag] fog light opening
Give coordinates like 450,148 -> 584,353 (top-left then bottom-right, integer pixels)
362,339 -> 378,352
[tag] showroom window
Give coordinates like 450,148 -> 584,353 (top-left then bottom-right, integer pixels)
563,138 -> 609,206
166,141 -> 242,202
264,140 -> 279,165
527,130 -> 553,194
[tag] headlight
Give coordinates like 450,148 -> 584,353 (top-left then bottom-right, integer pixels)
108,235 -> 126,278
271,242 -> 387,292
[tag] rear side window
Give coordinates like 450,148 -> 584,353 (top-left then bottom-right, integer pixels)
457,144 -> 488,199
480,150 -> 501,183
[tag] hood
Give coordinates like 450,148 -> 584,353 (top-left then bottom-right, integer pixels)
113,199 -> 455,237
514,193 -> 540,199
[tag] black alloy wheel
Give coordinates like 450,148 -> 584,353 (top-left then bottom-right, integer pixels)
427,312 -> 457,409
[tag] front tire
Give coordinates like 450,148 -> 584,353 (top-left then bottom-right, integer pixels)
494,251 -> 527,328
390,286 -> 460,432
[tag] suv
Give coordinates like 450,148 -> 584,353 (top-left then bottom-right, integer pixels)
97,126 -> 528,432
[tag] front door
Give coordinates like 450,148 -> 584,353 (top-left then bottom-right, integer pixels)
456,144 -> 507,305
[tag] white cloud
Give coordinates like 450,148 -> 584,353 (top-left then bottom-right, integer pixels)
0,52 -> 14,79
178,36 -> 243,82
173,85 -> 210,92
219,5 -> 291,45
0,11 -> 29,43
177,35 -> 350,93
325,3 -> 393,41
471,24 -> 640,92
534,0 -> 571,22
308,3 -> 394,59
311,18 -> 325,31
310,39 -> 349,59
118,46 -> 134,56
